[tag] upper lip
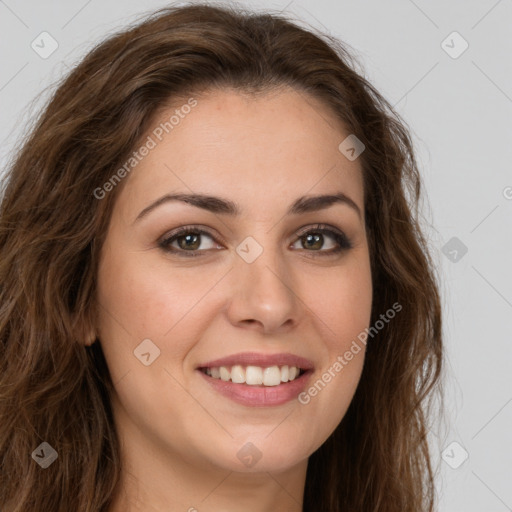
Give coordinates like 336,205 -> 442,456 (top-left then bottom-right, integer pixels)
197,352 -> 314,371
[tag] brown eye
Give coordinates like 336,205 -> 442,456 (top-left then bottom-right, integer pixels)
292,225 -> 352,255
159,227 -> 220,257
176,233 -> 201,251
158,224 -> 352,258
301,233 -> 324,250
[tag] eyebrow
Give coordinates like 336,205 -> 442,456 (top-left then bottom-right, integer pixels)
134,191 -> 362,222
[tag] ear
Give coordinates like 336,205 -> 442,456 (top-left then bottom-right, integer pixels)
72,311 -> 97,346
84,330 -> 97,346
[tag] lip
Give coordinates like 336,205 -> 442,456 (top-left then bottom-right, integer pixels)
197,368 -> 314,407
196,352 -> 315,371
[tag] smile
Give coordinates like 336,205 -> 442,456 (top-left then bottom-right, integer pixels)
200,364 -> 306,386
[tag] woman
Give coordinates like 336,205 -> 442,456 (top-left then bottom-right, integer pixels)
0,3 -> 443,511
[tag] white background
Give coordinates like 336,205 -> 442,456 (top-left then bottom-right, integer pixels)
1,0 -> 511,510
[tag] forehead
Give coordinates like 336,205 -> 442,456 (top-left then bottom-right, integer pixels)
117,87 -> 364,220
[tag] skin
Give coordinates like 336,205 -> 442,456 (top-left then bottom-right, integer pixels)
94,86 -> 373,512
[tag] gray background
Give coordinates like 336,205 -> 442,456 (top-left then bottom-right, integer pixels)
1,0 -> 511,510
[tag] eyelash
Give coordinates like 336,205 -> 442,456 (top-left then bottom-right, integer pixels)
158,223 -> 353,258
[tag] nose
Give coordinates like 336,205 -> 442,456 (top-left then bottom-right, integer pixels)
224,242 -> 302,334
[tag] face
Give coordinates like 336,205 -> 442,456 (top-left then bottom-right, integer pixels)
95,87 -> 372,475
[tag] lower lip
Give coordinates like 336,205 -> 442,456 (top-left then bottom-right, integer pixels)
197,369 -> 313,407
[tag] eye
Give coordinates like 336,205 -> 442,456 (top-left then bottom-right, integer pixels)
158,226 -> 221,257
158,223 -> 353,258
291,224 -> 353,256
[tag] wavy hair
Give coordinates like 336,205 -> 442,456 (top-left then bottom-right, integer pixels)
0,3 -> 443,511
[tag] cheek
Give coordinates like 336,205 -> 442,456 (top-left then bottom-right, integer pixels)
97,246 -> 216,339
96,246 -> 229,385
297,256 -> 371,423
95,251 -> 219,439
305,257 -> 373,350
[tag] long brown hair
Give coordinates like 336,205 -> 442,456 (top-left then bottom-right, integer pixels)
0,3 -> 443,511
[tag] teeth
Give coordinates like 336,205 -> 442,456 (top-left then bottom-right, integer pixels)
202,364 -> 303,386
263,366 -> 281,386
245,365 -> 262,385
231,365 -> 245,384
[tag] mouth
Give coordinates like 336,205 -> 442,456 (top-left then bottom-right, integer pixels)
195,352 -> 314,407
198,364 -> 308,386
